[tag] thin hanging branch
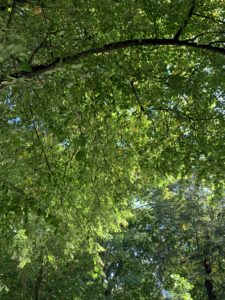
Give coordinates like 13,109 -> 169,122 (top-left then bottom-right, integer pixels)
130,80 -> 145,112
28,98 -> 64,205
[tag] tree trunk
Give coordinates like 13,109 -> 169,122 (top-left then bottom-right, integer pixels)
34,265 -> 44,300
203,259 -> 216,300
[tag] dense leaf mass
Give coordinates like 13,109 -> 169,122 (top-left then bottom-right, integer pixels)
0,0 -> 225,299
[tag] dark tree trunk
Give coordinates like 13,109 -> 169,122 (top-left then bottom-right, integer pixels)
203,258 -> 216,300
34,265 -> 44,300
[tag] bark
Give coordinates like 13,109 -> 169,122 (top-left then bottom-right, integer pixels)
174,1 -> 195,40
1,37 -> 225,86
203,258 -> 216,300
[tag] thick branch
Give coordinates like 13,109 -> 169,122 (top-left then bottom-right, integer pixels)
2,38 -> 225,84
174,1 -> 195,40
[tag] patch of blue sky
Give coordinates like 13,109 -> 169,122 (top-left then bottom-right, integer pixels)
7,117 -> 21,124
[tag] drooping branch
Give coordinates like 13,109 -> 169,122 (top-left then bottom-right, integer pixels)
28,96 -> 65,205
1,38 -> 225,85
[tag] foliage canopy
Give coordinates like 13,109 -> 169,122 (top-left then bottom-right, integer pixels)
0,0 -> 225,299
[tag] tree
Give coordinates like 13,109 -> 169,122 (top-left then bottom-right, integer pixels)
97,178 -> 225,299
0,0 -> 225,298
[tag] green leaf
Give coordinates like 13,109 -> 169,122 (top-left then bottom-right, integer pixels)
76,150 -> 86,161
19,62 -> 32,72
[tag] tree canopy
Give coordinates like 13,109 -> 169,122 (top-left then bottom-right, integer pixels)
0,0 -> 225,299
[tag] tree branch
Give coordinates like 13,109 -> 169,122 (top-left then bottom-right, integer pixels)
130,80 -> 145,112
28,39 -> 47,64
28,97 -> 65,205
174,1 -> 195,40
1,37 -> 225,86
0,179 -> 28,196
203,258 -> 217,300
6,0 -> 16,28
194,12 -> 225,25
147,106 -> 220,121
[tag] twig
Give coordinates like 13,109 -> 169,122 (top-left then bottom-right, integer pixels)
130,80 -> 145,112
6,0 -> 16,28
